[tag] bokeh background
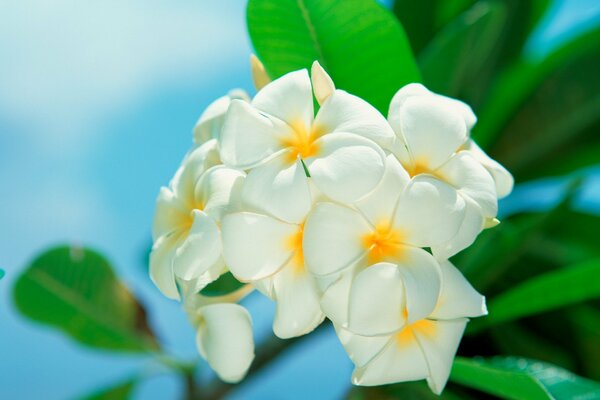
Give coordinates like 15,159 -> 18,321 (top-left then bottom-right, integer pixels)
1,1 -> 599,399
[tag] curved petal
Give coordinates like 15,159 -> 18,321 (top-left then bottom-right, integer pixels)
252,69 -> 314,129
465,140 -> 514,198
220,100 -> 291,168
315,90 -> 395,148
430,261 -> 487,320
193,91 -> 251,144
318,267 -> 357,325
303,202 -> 371,276
393,175 -> 465,247
397,247 -> 442,323
195,166 -> 246,221
399,95 -> 468,170
152,187 -> 188,240
388,83 -> 431,127
307,132 -> 386,204
354,154 -> 410,226
438,151 -> 498,217
348,263 -> 407,336
413,318 -> 468,395
241,154 -> 312,224
311,60 -> 335,105
197,303 -> 255,383
171,139 -> 221,203
172,210 -> 222,281
149,232 -> 182,300
335,325 -> 390,368
352,331 -> 429,386
271,261 -> 325,339
431,196 -> 485,260
221,212 -> 296,281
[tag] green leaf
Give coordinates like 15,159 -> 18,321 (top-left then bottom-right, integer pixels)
247,0 -> 421,114
13,246 -> 158,352
0,269 -> 4,280
451,356 -> 600,400
200,272 -> 245,297
79,378 -> 136,400
470,259 -> 600,333
418,1 -> 507,97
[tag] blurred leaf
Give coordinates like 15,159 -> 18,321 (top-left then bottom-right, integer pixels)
200,272 -> 245,297
470,258 -> 600,333
392,0 -> 475,54
79,379 -> 136,400
451,356 -> 600,399
14,246 -> 158,352
474,25 -> 600,151
348,381 -> 468,399
418,1 -> 506,97
247,0 -> 420,113
0,269 -> 4,279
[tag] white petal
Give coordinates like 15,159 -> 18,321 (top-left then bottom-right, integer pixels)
152,187 -> 188,240
149,232 -> 181,300
335,325 -> 389,368
399,95 -> 468,170
352,332 -> 429,386
431,196 -> 485,260
388,83 -> 431,127
307,132 -> 385,203
271,261 -> 325,339
396,247 -> 442,323
197,303 -> 254,383
319,267 -> 357,325
465,140 -> 514,198
354,154 -> 410,226
220,100 -> 290,168
250,54 -> 271,91
414,318 -> 468,395
171,139 -> 221,203
194,166 -> 245,220
241,154 -> 312,224
172,210 -> 222,281
252,69 -> 314,129
303,202 -> 370,276
430,261 -> 487,320
393,175 -> 465,247
311,60 -> 335,105
193,92 -> 251,144
315,90 -> 395,148
348,263 -> 407,336
438,151 -> 498,217
222,212 -> 296,281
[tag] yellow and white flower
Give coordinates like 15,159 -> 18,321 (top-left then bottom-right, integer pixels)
337,260 -> 486,393
193,89 -> 251,145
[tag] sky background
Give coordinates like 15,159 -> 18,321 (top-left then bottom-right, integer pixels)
1,1 -> 599,399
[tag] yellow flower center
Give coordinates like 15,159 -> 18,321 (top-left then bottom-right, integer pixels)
281,120 -> 323,163
395,318 -> 437,346
362,220 -> 406,264
286,223 -> 306,274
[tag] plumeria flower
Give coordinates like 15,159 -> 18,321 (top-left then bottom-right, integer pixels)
336,260 -> 487,393
303,154 -> 465,334
193,89 -> 251,145
150,139 -> 245,299
220,61 -> 395,224
221,184 -> 325,339
387,83 -> 505,259
181,281 -> 255,383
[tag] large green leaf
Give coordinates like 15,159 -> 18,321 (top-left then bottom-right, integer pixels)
470,259 -> 600,333
14,246 -> 158,352
247,0 -> 421,113
418,1 -> 506,97
79,379 -> 136,400
451,357 -> 600,399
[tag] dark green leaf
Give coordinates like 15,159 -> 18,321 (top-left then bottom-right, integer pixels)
418,1 -> 507,97
79,378 -> 136,400
470,259 -> 600,333
14,246 -> 158,352
247,0 -> 421,113
200,272 -> 245,297
0,269 -> 4,280
451,356 -> 600,399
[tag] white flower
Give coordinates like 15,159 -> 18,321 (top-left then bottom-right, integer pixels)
337,261 -> 487,393
220,62 -> 395,224
193,90 -> 250,145
221,185 -> 325,339
150,139 -> 245,299
387,83 -> 507,259
303,155 -> 465,334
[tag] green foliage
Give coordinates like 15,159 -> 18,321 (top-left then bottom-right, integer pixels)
79,379 -> 136,400
13,246 -> 158,353
0,269 -> 4,280
451,357 -> 600,399
200,272 -> 246,297
247,0 -> 420,114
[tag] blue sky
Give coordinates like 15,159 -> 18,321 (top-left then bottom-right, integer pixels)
1,1 -> 599,399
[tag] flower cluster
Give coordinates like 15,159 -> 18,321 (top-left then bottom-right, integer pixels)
150,57 -> 513,392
